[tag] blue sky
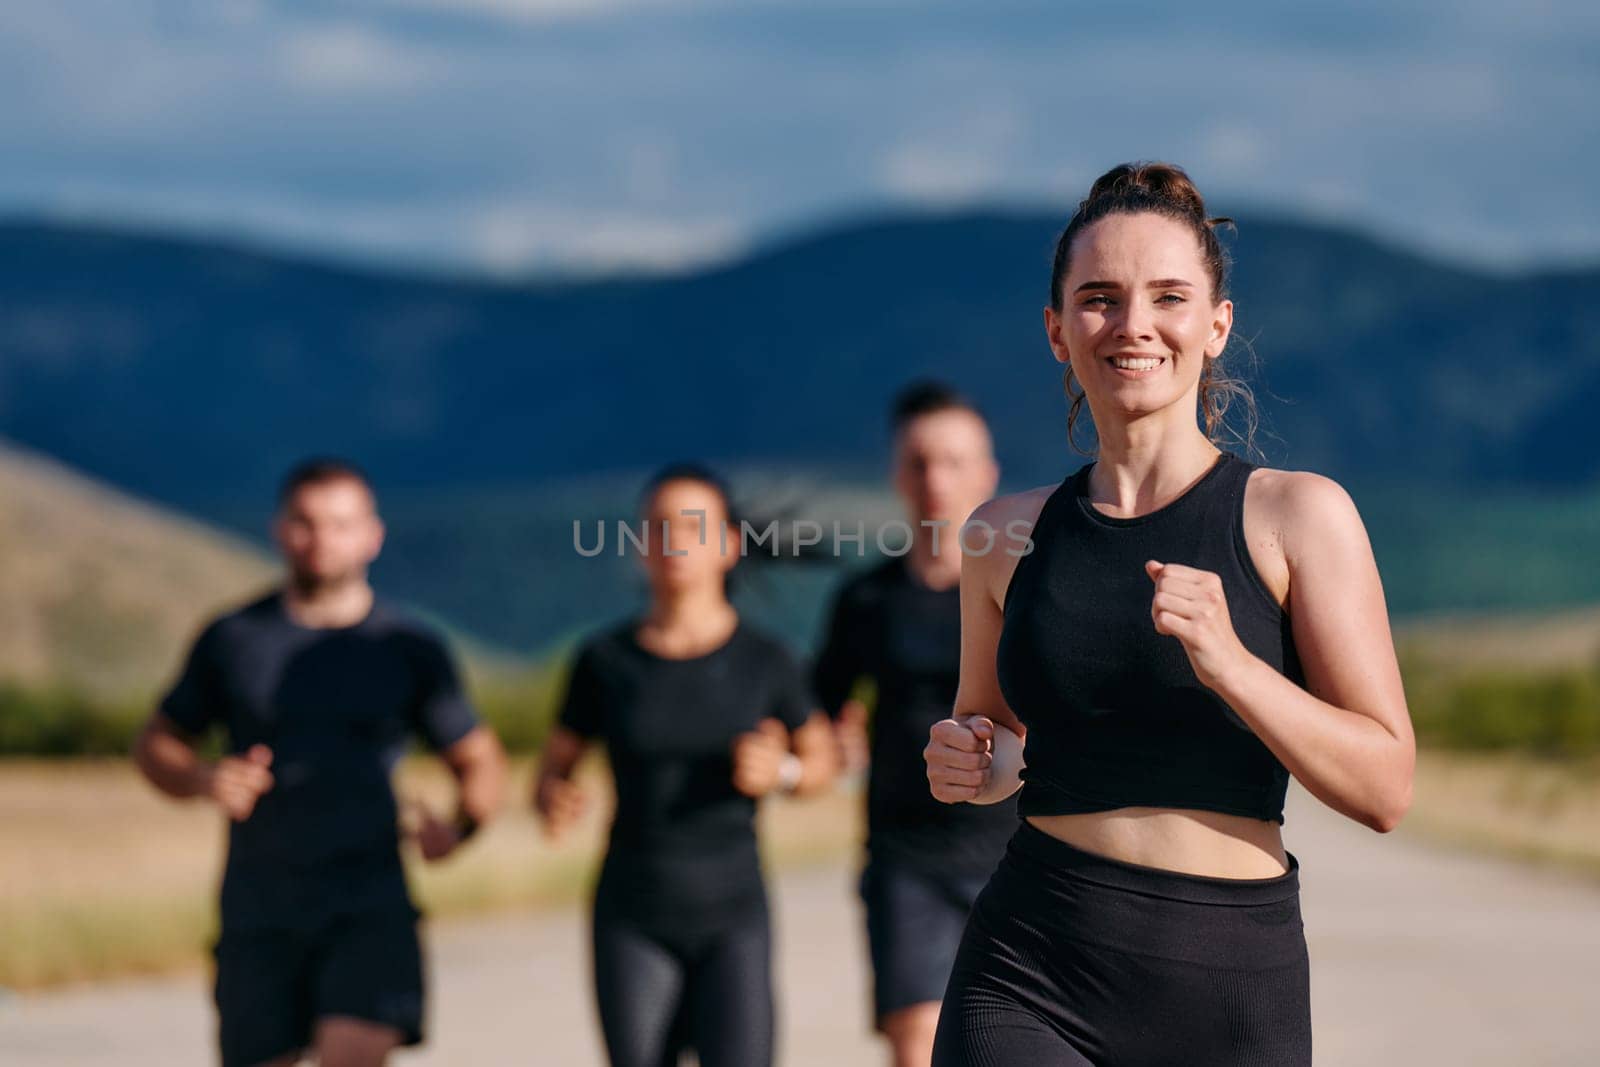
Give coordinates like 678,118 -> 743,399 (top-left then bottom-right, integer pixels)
3,0 -> 1596,275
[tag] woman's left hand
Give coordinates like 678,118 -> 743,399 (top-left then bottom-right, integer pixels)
1145,560 -> 1254,692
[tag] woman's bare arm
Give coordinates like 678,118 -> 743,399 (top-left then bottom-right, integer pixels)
532,726 -> 591,839
926,492 -> 1043,805
1187,472 -> 1414,831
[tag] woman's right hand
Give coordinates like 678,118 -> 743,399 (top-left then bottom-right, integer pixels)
833,699 -> 871,776
925,714 -> 995,803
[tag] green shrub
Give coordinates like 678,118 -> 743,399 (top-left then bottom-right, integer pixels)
470,665 -> 564,753
0,684 -> 147,756
0,664 -> 564,758
1408,661 -> 1600,758
5,650 -> 1597,760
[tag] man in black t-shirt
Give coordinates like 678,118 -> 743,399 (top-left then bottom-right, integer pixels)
813,382 -> 1018,1066
134,458 -> 508,1067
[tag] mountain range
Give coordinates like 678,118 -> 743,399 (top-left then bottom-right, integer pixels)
2,209 -> 1596,519
2,209 -> 1597,654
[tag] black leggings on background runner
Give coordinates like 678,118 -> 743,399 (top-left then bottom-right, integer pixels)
932,821 -> 1312,1067
591,902 -> 774,1067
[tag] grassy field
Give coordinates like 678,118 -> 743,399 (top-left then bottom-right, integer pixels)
4,751 -> 1598,991
0,757 -> 864,991
1404,752 -> 1600,879
1395,603 -> 1600,674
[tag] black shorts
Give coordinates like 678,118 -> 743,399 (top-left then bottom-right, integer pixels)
932,822 -> 1311,1066
859,859 -> 989,1024
212,909 -> 426,1067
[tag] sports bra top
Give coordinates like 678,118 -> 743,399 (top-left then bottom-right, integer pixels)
995,450 -> 1304,824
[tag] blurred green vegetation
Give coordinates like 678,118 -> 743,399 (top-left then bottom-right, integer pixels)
468,661 -> 567,753
0,661 -> 570,757
1400,648 -> 1600,759
6,650 -> 1599,759
0,684 -> 149,756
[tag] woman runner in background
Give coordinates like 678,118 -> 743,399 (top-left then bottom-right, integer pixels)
923,162 -> 1415,1065
534,462 -> 838,1067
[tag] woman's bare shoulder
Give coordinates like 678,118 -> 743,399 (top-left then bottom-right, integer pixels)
963,483 -> 1066,588
1245,465 -> 1367,565
967,481 -> 1062,531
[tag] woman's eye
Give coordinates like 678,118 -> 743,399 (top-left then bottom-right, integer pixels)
1157,293 -> 1185,304
1082,294 -> 1111,307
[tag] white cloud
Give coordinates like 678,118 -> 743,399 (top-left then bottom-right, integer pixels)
878,144 -> 1002,203
1199,122 -> 1267,178
279,23 -> 440,92
0,1 -> 1595,273
876,103 -> 1025,203
361,0 -> 909,21
12,181 -> 747,276
376,0 -> 634,19
468,203 -> 745,274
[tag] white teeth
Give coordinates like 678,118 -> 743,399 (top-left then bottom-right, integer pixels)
1112,357 -> 1162,370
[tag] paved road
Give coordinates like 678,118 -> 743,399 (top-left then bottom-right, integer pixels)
4,787 -> 1598,1065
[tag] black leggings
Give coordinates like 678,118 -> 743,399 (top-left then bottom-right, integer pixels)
932,821 -> 1311,1067
590,903 -> 774,1067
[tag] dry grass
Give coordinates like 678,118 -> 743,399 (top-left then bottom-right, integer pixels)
7,750 -> 1596,992
1396,605 -> 1600,673
1403,751 -> 1600,880
0,757 -> 862,991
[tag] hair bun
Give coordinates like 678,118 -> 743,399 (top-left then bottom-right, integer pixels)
1081,161 -> 1209,221
1051,159 -> 1235,309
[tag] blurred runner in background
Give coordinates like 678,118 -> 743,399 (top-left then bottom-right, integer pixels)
134,457 -> 508,1067
534,461 -> 838,1067
812,382 -> 1016,1067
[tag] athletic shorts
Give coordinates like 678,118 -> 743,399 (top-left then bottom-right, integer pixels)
859,859 -> 990,1024
212,909 -> 425,1067
932,821 -> 1311,1066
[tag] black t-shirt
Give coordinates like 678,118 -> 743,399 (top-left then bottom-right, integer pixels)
159,590 -> 480,929
813,556 -> 1018,875
557,617 -> 815,933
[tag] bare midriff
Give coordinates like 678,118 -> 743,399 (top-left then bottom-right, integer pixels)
1025,807 -> 1289,879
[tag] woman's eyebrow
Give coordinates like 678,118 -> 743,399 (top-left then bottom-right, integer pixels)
1073,278 -> 1195,292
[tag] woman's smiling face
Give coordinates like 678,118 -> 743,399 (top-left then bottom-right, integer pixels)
1045,212 -> 1233,420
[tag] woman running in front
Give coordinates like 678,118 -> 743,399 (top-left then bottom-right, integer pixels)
534,462 -> 838,1067
923,161 -> 1415,1066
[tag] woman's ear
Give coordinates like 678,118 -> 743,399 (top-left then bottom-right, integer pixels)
1205,298 -> 1234,358
1043,306 -> 1070,365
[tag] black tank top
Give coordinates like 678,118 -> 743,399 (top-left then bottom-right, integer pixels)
996,450 -> 1304,824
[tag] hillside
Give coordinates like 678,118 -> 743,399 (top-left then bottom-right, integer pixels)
0,440 -> 277,699
0,440 -> 535,704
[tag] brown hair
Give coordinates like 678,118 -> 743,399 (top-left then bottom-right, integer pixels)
889,378 -> 987,434
278,456 -> 375,507
1048,161 -> 1259,458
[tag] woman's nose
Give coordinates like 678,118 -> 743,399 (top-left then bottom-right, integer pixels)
1114,300 -> 1155,340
